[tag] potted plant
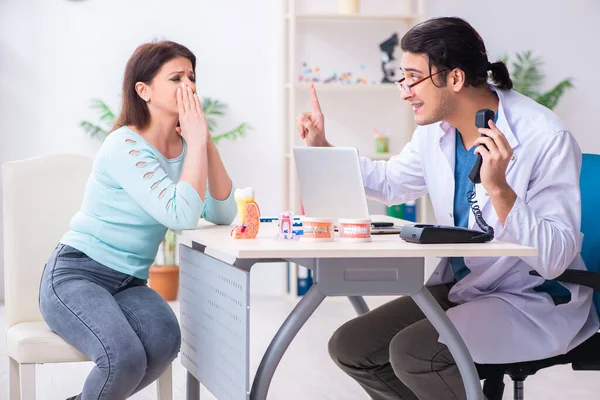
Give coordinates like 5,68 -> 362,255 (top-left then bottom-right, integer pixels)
81,97 -> 250,300
149,229 -> 179,300
502,50 -> 574,110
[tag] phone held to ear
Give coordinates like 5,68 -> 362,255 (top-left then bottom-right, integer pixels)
400,109 -> 496,244
468,108 -> 496,184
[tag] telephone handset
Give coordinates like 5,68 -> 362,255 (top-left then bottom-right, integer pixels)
468,108 -> 496,184
400,109 -> 496,244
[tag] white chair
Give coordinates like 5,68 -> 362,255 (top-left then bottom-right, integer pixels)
3,154 -> 172,400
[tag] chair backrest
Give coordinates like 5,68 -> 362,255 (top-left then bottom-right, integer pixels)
2,154 -> 93,329
580,153 -> 600,317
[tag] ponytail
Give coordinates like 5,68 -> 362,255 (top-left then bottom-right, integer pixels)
488,61 -> 513,90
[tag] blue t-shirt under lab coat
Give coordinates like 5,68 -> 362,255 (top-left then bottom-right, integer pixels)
450,131 -> 477,281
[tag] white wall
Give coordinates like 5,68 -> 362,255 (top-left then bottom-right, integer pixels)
2,0 -> 600,301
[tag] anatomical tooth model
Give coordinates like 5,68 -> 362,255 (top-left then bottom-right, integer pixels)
230,187 -> 261,239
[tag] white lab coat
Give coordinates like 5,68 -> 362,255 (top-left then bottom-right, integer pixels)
359,87 -> 599,364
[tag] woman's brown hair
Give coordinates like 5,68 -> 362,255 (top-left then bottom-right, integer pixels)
112,40 -> 196,132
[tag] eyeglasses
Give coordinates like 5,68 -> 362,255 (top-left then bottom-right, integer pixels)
394,69 -> 449,93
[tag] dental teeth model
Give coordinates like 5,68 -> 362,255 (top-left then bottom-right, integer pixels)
230,187 -> 261,239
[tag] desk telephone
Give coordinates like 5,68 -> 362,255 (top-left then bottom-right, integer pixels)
400,109 -> 496,244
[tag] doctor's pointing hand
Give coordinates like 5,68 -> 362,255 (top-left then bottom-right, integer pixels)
296,84 -> 329,148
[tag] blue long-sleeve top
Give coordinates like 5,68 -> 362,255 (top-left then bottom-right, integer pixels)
61,126 -> 237,279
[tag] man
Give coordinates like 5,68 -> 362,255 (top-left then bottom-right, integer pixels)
297,17 -> 598,400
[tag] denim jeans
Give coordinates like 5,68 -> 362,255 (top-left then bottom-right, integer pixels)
39,244 -> 181,400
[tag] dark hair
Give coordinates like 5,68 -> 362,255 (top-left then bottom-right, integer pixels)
112,40 -> 196,132
401,17 -> 512,90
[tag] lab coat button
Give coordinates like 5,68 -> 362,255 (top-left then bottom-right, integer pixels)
440,138 -> 443,143
511,155 -> 516,161
449,213 -> 453,218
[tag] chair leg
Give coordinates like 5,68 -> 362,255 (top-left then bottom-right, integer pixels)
9,357 -> 21,400
157,363 -> 173,400
482,376 -> 505,400
513,378 -> 524,400
20,364 -> 36,400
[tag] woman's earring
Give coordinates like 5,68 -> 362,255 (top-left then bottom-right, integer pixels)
145,97 -> 150,102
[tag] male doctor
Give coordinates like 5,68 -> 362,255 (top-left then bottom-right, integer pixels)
297,17 -> 599,400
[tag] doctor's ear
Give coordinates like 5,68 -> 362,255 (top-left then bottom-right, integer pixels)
448,68 -> 466,92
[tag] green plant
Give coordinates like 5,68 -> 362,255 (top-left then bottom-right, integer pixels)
80,99 -> 116,139
80,97 -> 251,144
501,51 -> 573,110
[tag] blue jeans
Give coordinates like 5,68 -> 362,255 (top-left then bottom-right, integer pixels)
39,244 -> 181,400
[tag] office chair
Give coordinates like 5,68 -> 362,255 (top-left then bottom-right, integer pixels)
476,153 -> 600,400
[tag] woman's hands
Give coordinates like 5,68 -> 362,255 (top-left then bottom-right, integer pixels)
176,83 -> 209,147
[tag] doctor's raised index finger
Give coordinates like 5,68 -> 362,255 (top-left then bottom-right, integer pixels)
309,83 -> 322,114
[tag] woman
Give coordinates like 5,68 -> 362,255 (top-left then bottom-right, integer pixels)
39,41 -> 237,400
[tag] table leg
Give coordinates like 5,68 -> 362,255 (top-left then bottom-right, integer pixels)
348,296 -> 370,315
186,371 -> 200,400
249,284 -> 326,400
411,287 -> 484,400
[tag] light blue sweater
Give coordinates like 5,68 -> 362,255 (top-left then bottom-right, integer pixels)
61,126 -> 237,279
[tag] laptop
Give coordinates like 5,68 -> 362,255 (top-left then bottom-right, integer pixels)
293,147 -> 402,234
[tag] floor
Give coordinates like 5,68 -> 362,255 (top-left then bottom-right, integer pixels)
1,295 -> 599,400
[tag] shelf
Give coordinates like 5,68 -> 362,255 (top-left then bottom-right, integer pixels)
285,13 -> 418,22
283,0 -> 426,222
287,83 -> 398,93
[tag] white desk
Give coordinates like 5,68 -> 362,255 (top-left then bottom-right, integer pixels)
177,215 -> 537,400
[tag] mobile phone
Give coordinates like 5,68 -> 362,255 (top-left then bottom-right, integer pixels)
371,221 -> 394,228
